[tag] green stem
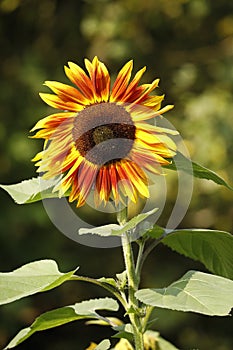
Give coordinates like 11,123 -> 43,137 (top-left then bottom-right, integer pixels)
122,233 -> 144,349
142,305 -> 154,333
118,206 -> 144,350
135,238 -> 146,280
138,234 -> 166,277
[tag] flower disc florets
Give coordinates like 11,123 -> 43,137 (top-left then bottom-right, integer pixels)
72,103 -> 135,165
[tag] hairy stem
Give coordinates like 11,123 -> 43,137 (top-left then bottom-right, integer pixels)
118,206 -> 144,350
122,233 -> 144,349
138,233 -> 167,277
135,238 -> 146,280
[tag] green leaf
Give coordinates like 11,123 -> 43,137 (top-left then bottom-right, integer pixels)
79,224 -> 120,236
112,323 -> 134,342
0,177 -> 63,204
161,229 -> 233,280
73,297 -> 119,316
4,298 -> 118,349
97,277 -> 118,288
135,270 -> 233,316
4,307 -> 82,349
165,151 -> 233,190
0,260 -> 77,305
112,208 -> 158,236
146,224 -> 165,240
79,208 -> 158,237
94,339 -> 111,350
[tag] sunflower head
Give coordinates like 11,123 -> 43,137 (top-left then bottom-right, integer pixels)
32,57 -> 177,208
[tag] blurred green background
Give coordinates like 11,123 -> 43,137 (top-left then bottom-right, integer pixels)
0,0 -> 232,349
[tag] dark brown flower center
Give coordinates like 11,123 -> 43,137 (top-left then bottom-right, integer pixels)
72,103 -> 135,165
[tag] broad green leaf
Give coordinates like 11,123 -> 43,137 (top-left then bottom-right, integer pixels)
79,208 -> 158,237
79,224 -> 120,236
4,307 -> 82,349
0,260 -> 77,305
4,298 -> 118,349
135,270 -> 233,316
161,229 -> 233,280
0,177 -> 63,204
94,339 -> 111,350
164,151 -> 233,190
112,208 -> 158,236
73,297 -> 118,316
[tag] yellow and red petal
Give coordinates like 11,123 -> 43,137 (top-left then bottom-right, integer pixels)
143,94 -> 165,109
136,122 -> 178,135
39,93 -> 83,112
85,57 -> 110,102
110,60 -> 133,102
119,161 -> 149,198
120,66 -> 146,102
44,81 -> 88,105
78,163 -> 99,202
131,104 -> 174,122
132,79 -> 160,105
108,163 -> 120,204
65,62 -> 95,102
31,113 -> 75,133
95,166 -> 112,204
68,161 -> 97,205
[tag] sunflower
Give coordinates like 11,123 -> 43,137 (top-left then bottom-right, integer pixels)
32,57 -> 177,207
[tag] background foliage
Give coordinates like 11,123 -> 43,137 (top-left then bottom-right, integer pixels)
0,0 -> 232,349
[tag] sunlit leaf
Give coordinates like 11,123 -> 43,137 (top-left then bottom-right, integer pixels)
4,307 -> 82,349
79,223 -> 120,236
79,208 -> 158,237
73,297 -> 118,316
0,260 -> 77,305
165,151 -> 233,190
0,177 -> 63,204
135,270 -> 233,316
112,208 -> 158,236
97,277 -> 118,288
94,339 -> 111,350
4,298 -> 118,349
